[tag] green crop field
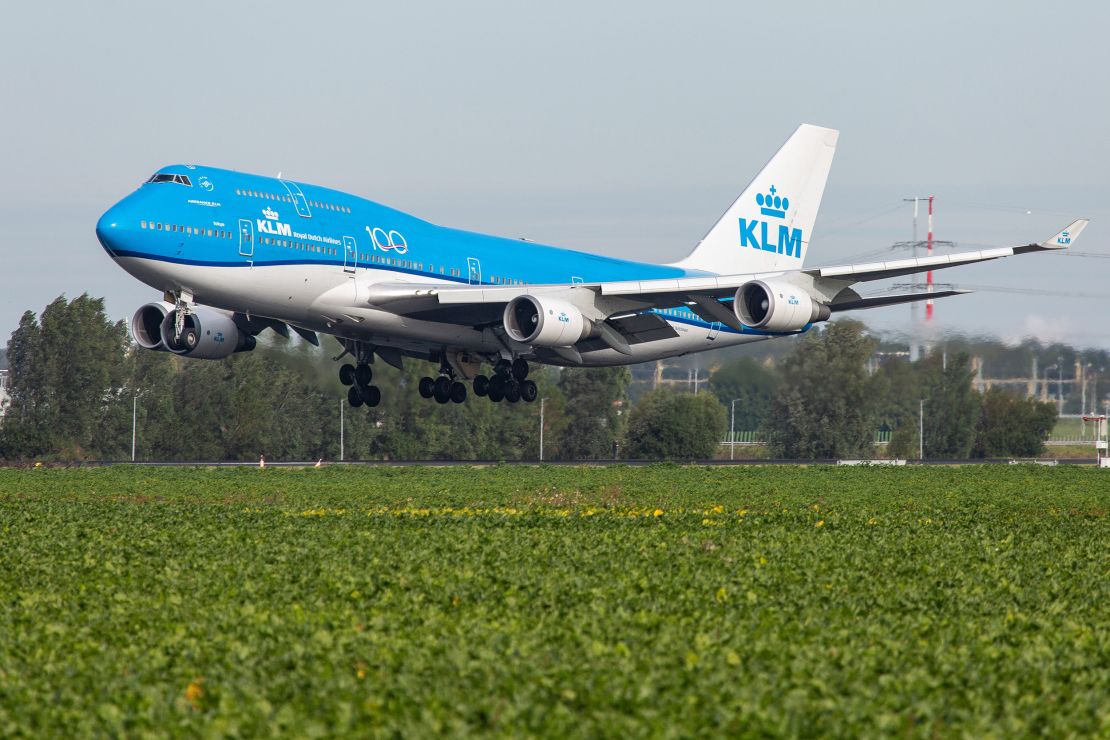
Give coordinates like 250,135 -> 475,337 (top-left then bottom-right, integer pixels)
1,466 -> 1108,737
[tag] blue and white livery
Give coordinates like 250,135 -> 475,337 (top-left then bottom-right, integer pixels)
95,125 -> 1088,407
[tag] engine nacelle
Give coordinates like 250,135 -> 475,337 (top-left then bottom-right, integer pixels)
158,306 -> 256,359
131,301 -> 174,351
503,295 -> 592,347
734,280 -> 830,332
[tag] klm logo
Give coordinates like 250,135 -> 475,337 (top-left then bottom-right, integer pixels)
1057,230 -> 1071,246
739,184 -> 803,258
258,208 -> 291,237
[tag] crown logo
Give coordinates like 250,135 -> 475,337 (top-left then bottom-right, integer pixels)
755,185 -> 789,219
262,207 -> 279,220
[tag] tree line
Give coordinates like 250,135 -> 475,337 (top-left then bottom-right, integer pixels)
0,296 -> 1059,462
0,296 -> 629,461
712,320 -> 1058,459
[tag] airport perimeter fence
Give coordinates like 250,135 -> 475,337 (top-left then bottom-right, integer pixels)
724,431 -> 893,446
4,457 -> 1105,468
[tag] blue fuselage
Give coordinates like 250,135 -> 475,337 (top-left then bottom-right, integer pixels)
97,164 -> 701,288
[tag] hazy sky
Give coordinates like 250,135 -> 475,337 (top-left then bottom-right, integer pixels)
2,1 -> 1108,347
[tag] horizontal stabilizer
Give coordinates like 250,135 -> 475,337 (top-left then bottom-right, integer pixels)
830,289 -> 970,313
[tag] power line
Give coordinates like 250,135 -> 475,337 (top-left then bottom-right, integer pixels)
818,202 -> 907,236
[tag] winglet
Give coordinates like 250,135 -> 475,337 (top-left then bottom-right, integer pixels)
1041,218 -> 1089,250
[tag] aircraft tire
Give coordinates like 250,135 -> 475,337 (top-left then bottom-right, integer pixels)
418,377 -> 435,399
339,364 -> 356,386
354,364 -> 373,387
493,359 -> 512,377
433,376 -> 451,397
519,379 -> 538,403
473,374 -> 490,396
347,386 -> 364,408
359,384 -> 380,406
450,382 -> 467,403
505,383 -> 521,403
511,358 -> 529,381
488,385 -> 505,402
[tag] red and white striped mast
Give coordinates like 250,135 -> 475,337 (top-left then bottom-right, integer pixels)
925,194 -> 935,321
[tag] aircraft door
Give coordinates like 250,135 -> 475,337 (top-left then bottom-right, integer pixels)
280,180 -> 312,218
708,321 -> 722,340
467,257 -> 481,285
238,219 -> 254,258
342,236 -> 357,274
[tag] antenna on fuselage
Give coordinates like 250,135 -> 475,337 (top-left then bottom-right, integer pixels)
277,171 -> 282,179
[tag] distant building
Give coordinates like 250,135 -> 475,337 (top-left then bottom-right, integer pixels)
0,369 -> 9,417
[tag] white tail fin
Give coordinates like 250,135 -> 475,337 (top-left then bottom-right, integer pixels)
671,124 -> 839,274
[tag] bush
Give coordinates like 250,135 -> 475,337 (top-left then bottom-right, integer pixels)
624,389 -> 726,460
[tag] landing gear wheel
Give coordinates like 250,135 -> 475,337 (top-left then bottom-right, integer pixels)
433,376 -> 451,397
511,358 -> 530,381
418,377 -> 435,399
339,364 -> 356,386
359,384 -> 381,407
347,386 -> 364,408
519,379 -> 538,403
488,385 -> 505,402
433,385 -> 451,404
473,375 -> 490,397
505,383 -> 521,403
181,328 -> 199,352
493,359 -> 512,377
354,364 -> 373,386
450,381 -> 467,404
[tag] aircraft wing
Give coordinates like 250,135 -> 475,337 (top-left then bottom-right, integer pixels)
803,219 -> 1088,282
354,218 -> 1087,354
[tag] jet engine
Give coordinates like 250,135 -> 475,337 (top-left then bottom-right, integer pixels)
734,280 -> 830,332
130,301 -> 174,351
158,305 -> 256,359
503,295 -> 592,347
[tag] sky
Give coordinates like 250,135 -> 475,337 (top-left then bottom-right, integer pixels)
1,1 -> 1108,348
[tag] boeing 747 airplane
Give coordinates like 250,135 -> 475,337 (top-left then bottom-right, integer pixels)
95,125 -> 1087,407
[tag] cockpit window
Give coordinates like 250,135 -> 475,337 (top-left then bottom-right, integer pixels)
146,173 -> 193,186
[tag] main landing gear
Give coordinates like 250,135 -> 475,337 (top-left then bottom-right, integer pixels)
418,358 -> 467,405
339,362 -> 381,408
472,358 -> 538,404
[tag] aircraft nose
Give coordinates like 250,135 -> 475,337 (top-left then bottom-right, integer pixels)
95,202 -> 126,253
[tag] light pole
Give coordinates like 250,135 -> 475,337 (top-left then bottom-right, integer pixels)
730,399 -> 739,461
340,399 -> 345,462
919,399 -> 927,461
1056,358 -> 1064,415
131,392 -> 138,462
539,398 -> 547,461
